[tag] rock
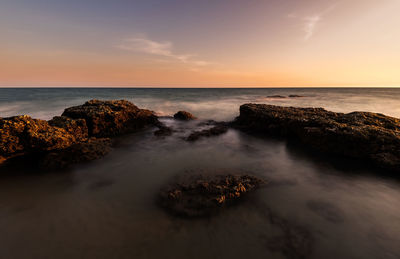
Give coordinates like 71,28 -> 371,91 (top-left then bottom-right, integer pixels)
186,124 -> 228,141
62,99 -> 158,137
0,115 -> 82,161
1,100 -> 159,168
48,116 -> 88,141
234,104 -> 400,171
158,172 -> 267,217
154,125 -> 174,137
288,95 -> 305,98
40,138 -> 112,169
267,95 -> 287,98
173,111 -> 197,121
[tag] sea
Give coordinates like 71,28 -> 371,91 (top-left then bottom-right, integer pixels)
0,88 -> 399,259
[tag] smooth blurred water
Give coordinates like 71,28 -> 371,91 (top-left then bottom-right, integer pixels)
0,88 -> 399,259
1,88 -> 400,120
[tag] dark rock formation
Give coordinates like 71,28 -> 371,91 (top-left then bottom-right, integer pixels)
1,100 -> 160,169
0,115 -> 82,162
186,124 -> 228,141
154,125 -> 174,137
40,138 -> 112,170
288,95 -> 305,98
234,104 -> 400,171
158,172 -> 267,217
267,95 -> 287,99
62,100 -> 158,137
173,111 -> 197,121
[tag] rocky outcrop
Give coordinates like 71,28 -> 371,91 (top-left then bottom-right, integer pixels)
186,124 -> 228,141
62,100 -> 158,137
1,100 -> 160,169
173,111 -> 197,121
158,172 -> 267,217
0,115 -> 83,162
234,104 -> 400,171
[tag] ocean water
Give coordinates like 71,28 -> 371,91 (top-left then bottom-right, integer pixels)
0,88 -> 399,259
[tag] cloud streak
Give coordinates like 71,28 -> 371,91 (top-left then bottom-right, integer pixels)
117,37 -> 212,67
294,4 -> 337,41
303,15 -> 321,40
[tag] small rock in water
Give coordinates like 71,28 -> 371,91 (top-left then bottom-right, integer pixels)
154,125 -> 174,137
288,95 -> 305,98
173,111 -> 197,121
186,124 -> 228,141
158,172 -> 267,217
267,95 -> 287,99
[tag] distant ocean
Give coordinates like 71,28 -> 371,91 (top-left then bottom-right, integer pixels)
1,87 -> 400,259
1,87 -> 400,120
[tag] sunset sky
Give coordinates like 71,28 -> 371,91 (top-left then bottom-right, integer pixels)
1,0 -> 400,87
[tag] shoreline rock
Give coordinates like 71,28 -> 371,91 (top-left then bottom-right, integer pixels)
173,111 -> 197,121
1,100 -> 160,169
158,172 -> 267,217
233,104 -> 400,172
62,99 -> 158,137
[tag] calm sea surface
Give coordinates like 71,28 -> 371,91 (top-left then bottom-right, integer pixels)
0,88 -> 399,259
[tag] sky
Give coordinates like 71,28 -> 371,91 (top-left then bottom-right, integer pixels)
1,0 -> 400,87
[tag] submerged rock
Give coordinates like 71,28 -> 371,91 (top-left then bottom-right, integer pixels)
158,172 -> 267,217
62,99 -> 158,137
40,138 -> 112,170
173,111 -> 197,121
154,125 -> 174,137
234,104 -> 400,171
186,124 -> 228,141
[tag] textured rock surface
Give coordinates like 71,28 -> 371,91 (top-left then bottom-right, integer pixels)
234,104 -> 400,171
0,115 -> 81,161
48,116 -> 88,141
158,172 -> 266,217
1,100 -> 159,169
173,111 -> 197,121
62,100 -> 158,137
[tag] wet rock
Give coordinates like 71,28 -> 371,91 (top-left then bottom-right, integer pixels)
0,115 -> 82,161
186,124 -> 228,141
62,99 -> 158,137
234,104 -> 400,171
154,125 -> 174,137
158,172 -> 267,217
1,100 -> 158,168
40,138 -> 112,169
288,95 -> 305,98
173,111 -> 197,121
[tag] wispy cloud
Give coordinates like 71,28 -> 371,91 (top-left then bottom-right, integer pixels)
291,4 -> 337,41
117,37 -> 212,67
303,15 -> 322,40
